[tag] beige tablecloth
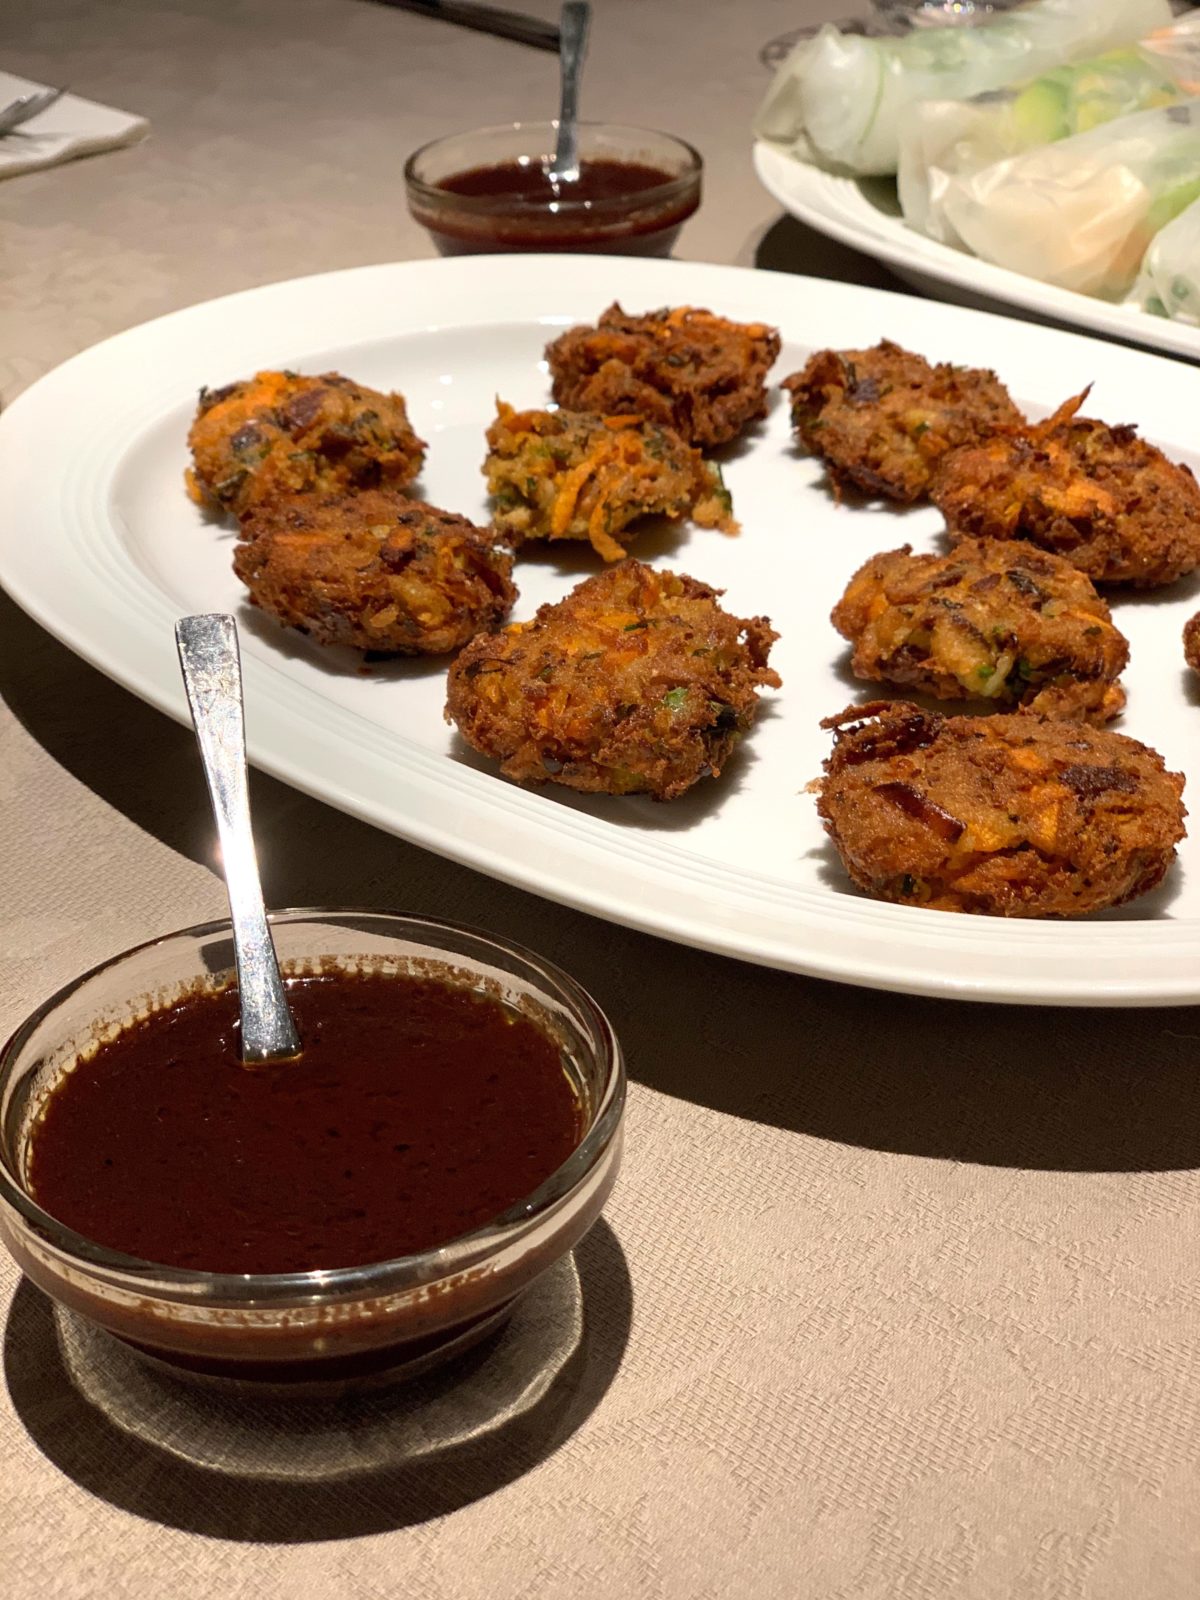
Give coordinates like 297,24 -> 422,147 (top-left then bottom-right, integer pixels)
2,3 -> 1199,1595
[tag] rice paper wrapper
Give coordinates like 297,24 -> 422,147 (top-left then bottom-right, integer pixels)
1136,191 -> 1200,321
899,13 -> 1200,244
899,43 -> 1193,244
755,0 -> 1172,177
939,100 -> 1200,298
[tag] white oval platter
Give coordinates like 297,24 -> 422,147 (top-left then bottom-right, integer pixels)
3,252 -> 1200,1004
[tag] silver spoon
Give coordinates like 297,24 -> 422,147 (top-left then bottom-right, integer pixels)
549,1 -> 590,185
175,613 -> 301,1064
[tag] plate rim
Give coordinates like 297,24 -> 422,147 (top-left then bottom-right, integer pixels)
752,139 -> 1200,366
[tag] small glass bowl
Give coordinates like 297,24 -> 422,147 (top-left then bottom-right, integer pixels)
405,119 -> 702,257
0,910 -> 624,1390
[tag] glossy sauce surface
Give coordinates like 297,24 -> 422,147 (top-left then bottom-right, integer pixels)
28,971 -> 582,1274
439,158 -> 676,202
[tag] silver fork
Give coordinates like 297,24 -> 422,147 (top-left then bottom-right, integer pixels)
0,86 -> 67,137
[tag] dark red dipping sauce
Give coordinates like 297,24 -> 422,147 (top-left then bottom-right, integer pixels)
412,157 -> 700,256
440,158 -> 675,202
28,971 -> 582,1275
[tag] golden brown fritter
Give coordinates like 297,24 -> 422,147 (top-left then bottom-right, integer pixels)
545,304 -> 780,449
187,370 -> 425,517
932,392 -> 1200,588
445,560 -> 780,800
783,339 -> 1023,503
832,539 -> 1128,724
1185,612 -> 1200,675
484,401 -> 735,563
816,701 -> 1185,917
232,489 -> 515,655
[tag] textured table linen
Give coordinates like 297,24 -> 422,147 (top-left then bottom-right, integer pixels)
2,2 -> 1198,1596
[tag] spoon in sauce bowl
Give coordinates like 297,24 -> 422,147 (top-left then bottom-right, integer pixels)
548,1 -> 590,187
175,613 -> 301,1063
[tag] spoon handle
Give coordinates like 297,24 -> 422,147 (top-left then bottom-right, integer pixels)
553,1 -> 590,179
175,614 -> 301,1063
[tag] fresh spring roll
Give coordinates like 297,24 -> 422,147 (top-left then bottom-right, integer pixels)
939,101 -> 1200,299
754,0 -> 1171,177
900,14 -> 1200,243
1136,192 -> 1200,322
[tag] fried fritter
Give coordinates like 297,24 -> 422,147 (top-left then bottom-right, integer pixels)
484,401 -> 735,563
445,560 -> 780,799
545,304 -> 780,449
187,370 -> 425,517
1186,612 -> 1200,675
932,392 -> 1200,588
832,539 -> 1128,724
816,701 -> 1185,917
232,489 -> 515,655
782,339 -> 1023,503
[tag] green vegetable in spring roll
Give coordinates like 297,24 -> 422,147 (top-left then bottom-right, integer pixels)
755,0 -> 1171,178
899,14 -> 1200,243
1136,191 -> 1200,322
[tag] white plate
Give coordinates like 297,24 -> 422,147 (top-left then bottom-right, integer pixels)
754,139 -> 1200,365
4,254 -> 1200,1006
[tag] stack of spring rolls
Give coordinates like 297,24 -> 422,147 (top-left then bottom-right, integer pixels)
756,0 -> 1200,316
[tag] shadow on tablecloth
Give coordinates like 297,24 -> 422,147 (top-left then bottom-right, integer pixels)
2,1219 -> 631,1540
609,946 -> 1200,1173
751,212 -> 908,294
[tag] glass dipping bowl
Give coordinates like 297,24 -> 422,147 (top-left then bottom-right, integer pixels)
405,119 -> 702,256
0,911 -> 624,1390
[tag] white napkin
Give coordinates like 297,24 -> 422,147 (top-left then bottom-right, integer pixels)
0,71 -> 148,181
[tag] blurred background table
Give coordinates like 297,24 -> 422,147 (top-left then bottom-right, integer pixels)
3,3 -> 1199,1596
